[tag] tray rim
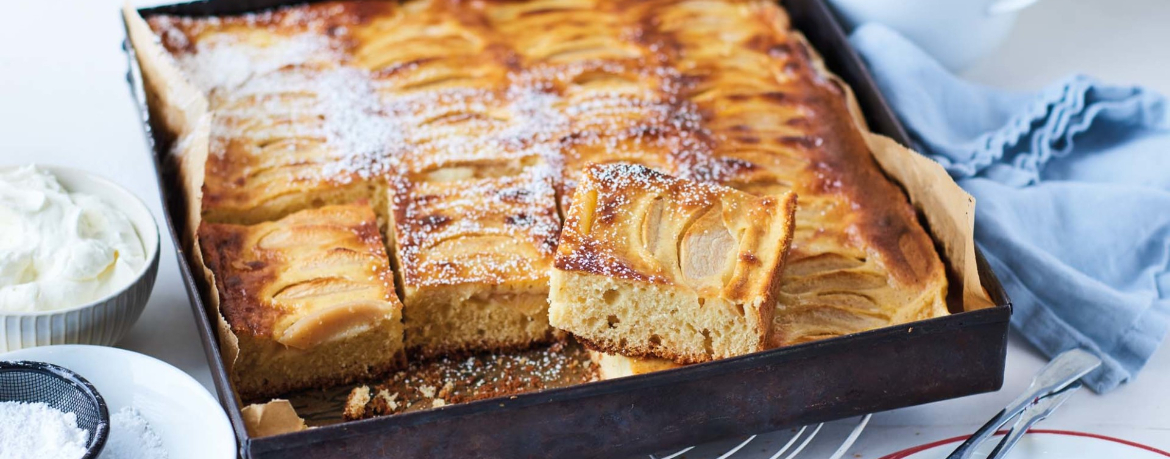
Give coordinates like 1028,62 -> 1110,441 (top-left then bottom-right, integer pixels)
120,0 -> 1013,455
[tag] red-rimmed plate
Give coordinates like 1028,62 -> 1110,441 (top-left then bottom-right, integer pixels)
881,430 -> 1170,459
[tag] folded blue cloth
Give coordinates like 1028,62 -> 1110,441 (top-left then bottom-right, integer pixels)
850,24 -> 1170,393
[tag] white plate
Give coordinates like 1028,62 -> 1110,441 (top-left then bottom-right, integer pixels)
2,345 -> 235,459
882,430 -> 1170,459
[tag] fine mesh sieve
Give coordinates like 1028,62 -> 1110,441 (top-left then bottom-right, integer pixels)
0,361 -> 110,458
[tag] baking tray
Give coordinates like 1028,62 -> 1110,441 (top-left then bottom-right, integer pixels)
122,0 -> 1012,457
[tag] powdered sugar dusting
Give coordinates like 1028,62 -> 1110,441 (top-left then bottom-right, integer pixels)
178,33 -> 341,94
160,18 -> 734,189
392,166 -> 562,287
155,3 -> 745,284
102,407 -> 168,459
553,162 -> 745,284
0,401 -> 90,459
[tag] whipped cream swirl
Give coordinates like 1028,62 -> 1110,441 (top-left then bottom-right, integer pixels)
0,165 -> 145,312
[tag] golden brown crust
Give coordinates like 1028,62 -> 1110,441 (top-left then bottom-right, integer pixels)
665,4 -> 943,287
550,164 -> 797,363
198,203 -> 400,338
389,166 -> 561,289
198,221 -> 280,337
758,192 -> 798,347
147,1 -> 387,56
555,163 -> 796,298
386,165 -> 562,356
634,0 -> 949,343
576,335 -> 716,366
198,203 -> 407,399
148,2 -> 397,225
576,335 -> 674,363
156,0 -> 948,374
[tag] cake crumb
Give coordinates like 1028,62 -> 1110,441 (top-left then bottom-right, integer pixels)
376,390 -> 400,411
344,385 -> 371,420
437,381 -> 455,399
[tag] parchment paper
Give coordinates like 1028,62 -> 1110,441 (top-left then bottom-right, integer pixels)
122,1 -> 244,407
241,400 -> 308,437
796,31 -> 994,311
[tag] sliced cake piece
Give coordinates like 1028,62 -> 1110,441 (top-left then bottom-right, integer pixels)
147,10 -> 392,225
549,164 -> 797,363
199,203 -> 404,400
386,166 -> 561,357
198,67 -> 388,225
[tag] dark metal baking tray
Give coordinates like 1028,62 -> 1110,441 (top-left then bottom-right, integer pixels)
122,0 -> 1012,457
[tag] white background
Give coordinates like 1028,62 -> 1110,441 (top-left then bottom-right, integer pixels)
1,0 -> 1167,456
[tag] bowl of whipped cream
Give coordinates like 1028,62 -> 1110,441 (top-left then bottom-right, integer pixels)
0,165 -> 160,351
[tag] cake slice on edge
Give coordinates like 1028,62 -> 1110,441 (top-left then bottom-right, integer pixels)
549,163 -> 797,364
589,351 -> 682,380
199,203 -> 405,400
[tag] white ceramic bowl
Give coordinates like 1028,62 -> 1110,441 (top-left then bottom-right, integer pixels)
828,0 -> 1040,71
2,345 -> 237,459
0,166 -> 160,352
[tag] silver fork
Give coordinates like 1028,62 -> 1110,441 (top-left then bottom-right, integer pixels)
946,349 -> 1101,459
985,381 -> 1083,459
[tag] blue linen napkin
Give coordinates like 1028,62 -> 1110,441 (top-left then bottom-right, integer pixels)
849,24 -> 1170,393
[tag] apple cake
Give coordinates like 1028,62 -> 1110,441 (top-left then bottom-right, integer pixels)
549,164 -> 797,363
139,0 -> 954,403
199,203 -> 405,399
386,165 -> 561,357
147,3 -> 398,225
643,0 -> 950,345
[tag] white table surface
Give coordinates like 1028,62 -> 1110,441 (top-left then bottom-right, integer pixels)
1,0 -> 1167,457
